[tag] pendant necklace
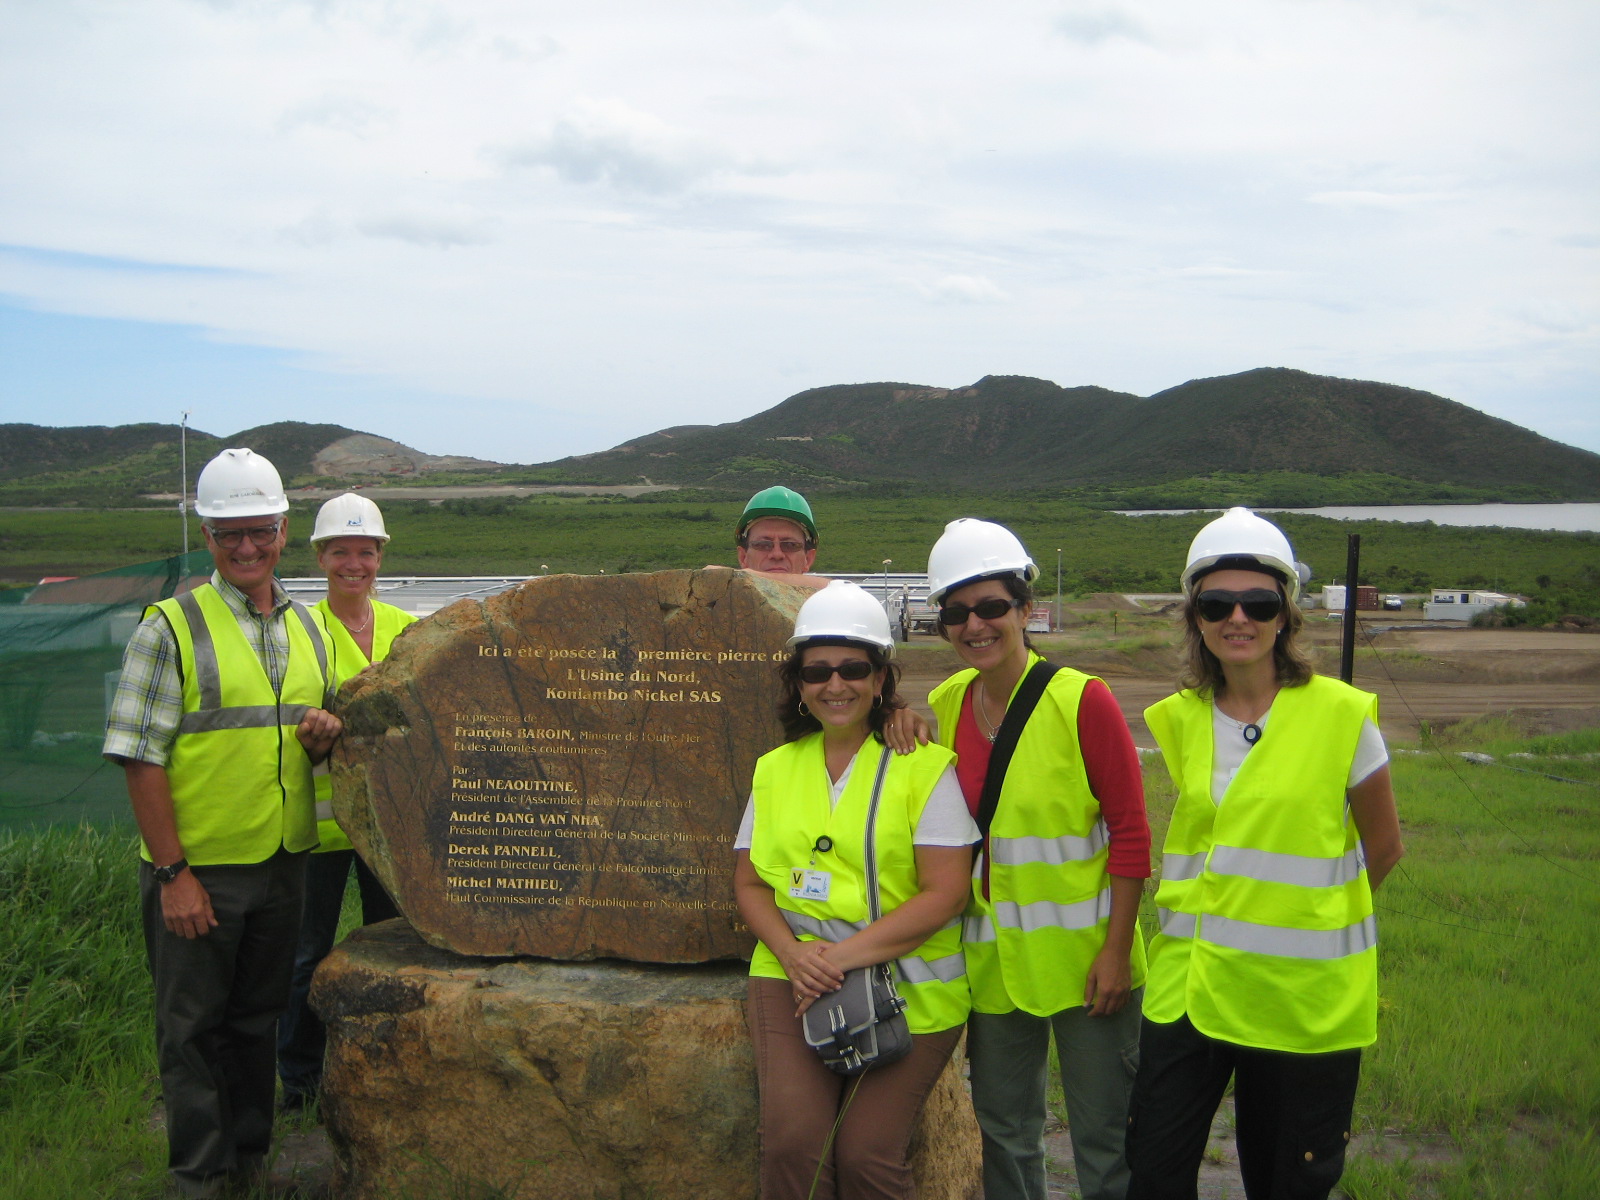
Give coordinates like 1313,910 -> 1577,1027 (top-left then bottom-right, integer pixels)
1221,704 -> 1266,745
339,601 -> 373,636
974,681 -> 1000,743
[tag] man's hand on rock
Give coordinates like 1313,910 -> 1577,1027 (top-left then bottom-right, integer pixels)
296,707 -> 344,764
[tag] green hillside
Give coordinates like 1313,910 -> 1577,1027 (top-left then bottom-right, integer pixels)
0,421 -> 366,505
3,368 -> 1597,505
539,369 -> 1600,499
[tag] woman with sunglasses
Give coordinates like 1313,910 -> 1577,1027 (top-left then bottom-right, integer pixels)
276,493 -> 416,1112
924,519 -> 1150,1200
733,580 -> 979,1199
1125,508 -> 1403,1200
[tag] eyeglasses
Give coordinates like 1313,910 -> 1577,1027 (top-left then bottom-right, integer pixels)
1195,588 -> 1284,623
938,597 -> 1022,626
206,522 -> 283,549
747,539 -> 808,555
798,660 -> 877,684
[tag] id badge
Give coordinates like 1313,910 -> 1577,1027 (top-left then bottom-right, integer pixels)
788,868 -> 831,902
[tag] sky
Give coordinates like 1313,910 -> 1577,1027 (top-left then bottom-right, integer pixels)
2,0 -> 1596,466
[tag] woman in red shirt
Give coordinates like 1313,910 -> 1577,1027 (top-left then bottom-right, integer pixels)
924,518 -> 1151,1200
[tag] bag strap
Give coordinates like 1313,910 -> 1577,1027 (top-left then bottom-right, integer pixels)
974,659 -> 1060,838
862,742 -> 893,923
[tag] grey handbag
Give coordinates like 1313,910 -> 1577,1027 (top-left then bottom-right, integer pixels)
800,748 -> 913,1076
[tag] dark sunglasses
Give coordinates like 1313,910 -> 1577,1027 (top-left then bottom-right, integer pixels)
1195,588 -> 1284,623
798,660 -> 877,684
938,597 -> 1022,626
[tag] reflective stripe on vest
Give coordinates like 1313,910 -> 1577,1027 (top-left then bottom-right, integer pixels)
1142,678 -> 1380,1052
988,821 -> 1108,867
782,911 -> 967,985
1158,910 -> 1195,937
963,890 -> 1113,942
928,655 -> 1148,1016
747,734 -> 970,1033
1202,913 -> 1378,960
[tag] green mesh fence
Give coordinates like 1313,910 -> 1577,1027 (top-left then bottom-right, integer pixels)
0,551 -> 212,832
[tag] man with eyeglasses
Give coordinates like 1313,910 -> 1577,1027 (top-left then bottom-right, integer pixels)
104,447 -> 340,1199
731,485 -> 931,750
733,485 -> 830,586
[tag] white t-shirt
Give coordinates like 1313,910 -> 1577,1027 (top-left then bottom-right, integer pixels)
1210,709 -> 1389,805
733,754 -> 979,851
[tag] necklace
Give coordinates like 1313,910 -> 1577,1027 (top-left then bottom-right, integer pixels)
1217,707 -> 1266,745
974,681 -> 1001,743
337,600 -> 373,635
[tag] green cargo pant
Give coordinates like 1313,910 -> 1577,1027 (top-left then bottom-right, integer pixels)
967,990 -> 1142,1200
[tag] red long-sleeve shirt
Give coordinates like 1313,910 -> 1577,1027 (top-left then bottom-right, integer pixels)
953,677 -> 1151,879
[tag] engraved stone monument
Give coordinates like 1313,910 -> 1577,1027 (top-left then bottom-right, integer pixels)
315,569 -> 982,1200
332,568 -> 800,960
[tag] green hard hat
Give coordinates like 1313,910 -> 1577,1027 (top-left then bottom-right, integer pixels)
737,486 -> 818,542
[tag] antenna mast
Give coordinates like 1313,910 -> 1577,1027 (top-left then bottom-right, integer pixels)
180,410 -> 192,556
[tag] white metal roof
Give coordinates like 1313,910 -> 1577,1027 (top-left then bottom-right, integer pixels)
278,575 -> 530,618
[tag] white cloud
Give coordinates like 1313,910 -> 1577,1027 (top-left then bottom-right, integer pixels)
498,99 -> 730,195
921,275 -> 1010,305
0,0 -> 1595,460
1052,7 -> 1153,46
356,212 -> 495,248
1305,190 -> 1459,210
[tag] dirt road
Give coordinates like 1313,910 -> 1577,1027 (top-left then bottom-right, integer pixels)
894,626 -> 1600,746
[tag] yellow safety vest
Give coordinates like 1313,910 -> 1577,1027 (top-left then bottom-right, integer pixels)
310,598 -> 416,853
747,734 -> 971,1034
929,652 -> 1148,1016
1143,676 -> 1380,1052
147,583 -> 332,865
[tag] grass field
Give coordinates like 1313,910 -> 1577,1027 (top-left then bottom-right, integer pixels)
3,717 -> 1596,1198
4,494 -> 1599,599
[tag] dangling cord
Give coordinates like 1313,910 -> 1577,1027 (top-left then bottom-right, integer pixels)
807,1074 -> 866,1200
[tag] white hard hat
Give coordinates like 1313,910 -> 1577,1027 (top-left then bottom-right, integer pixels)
786,580 -> 895,657
925,518 -> 1039,605
194,448 -> 288,519
1181,507 -> 1311,600
311,493 -> 390,546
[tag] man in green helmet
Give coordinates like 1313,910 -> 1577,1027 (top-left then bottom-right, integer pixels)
728,484 -> 930,748
734,485 -> 828,585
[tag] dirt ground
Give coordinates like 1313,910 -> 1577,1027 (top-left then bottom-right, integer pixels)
895,624 -> 1600,749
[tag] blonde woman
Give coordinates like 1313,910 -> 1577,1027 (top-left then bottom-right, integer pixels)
277,493 -> 416,1112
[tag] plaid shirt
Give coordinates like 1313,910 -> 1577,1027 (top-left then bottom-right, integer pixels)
102,572 -> 297,767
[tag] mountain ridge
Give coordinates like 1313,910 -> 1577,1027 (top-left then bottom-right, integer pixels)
2,367 -> 1596,503
543,368 -> 1600,496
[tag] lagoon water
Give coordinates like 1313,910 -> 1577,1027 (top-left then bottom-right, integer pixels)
1116,503 -> 1600,533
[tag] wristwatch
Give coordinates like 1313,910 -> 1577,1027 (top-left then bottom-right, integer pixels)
153,858 -> 188,885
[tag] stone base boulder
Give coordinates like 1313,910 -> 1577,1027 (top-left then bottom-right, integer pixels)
316,922 -> 981,1200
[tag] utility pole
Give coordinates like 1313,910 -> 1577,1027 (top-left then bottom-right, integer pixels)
179,410 -> 192,556
1055,548 -> 1062,633
1340,534 -> 1360,684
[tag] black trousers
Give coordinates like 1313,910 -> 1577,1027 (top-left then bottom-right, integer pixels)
1125,1015 -> 1360,1200
277,848 -> 397,1101
140,849 -> 307,1198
